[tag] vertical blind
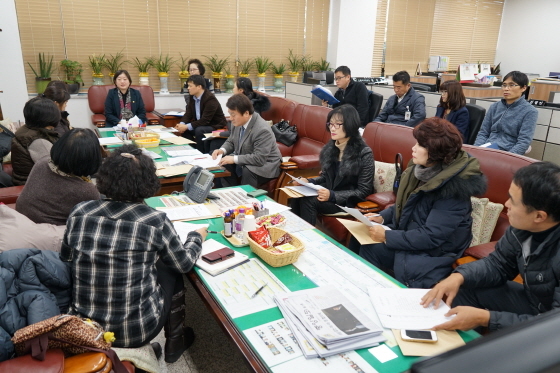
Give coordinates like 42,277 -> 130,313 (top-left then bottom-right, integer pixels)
16,0 -> 329,93
373,0 -> 504,76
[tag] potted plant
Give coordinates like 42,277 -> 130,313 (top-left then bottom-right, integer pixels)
270,63 -> 287,92
316,58 -> 331,72
131,57 -> 153,86
286,49 -> 301,82
104,51 -> 127,78
28,52 -> 54,94
238,58 -> 253,78
254,56 -> 273,92
153,54 -> 176,94
60,59 -> 84,94
300,55 -> 318,74
203,55 -> 230,94
88,54 -> 105,85
177,53 -> 189,93
224,64 -> 235,93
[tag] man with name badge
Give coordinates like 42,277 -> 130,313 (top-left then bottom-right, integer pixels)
374,70 -> 426,127
211,94 -> 281,188
421,162 -> 560,332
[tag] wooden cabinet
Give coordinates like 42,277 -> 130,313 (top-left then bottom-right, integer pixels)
529,80 -> 560,101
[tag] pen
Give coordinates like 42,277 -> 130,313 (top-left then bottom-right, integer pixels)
288,177 -> 301,184
251,283 -> 268,298
206,230 -> 219,234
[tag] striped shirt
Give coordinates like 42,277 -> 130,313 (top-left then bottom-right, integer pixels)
60,200 -> 202,347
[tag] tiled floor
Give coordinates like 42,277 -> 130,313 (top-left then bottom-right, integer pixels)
151,276 -> 252,373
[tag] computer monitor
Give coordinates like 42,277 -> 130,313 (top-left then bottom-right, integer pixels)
411,309 -> 560,373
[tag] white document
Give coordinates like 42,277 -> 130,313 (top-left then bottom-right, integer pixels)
368,344 -> 398,363
165,111 -> 185,116
159,204 -> 215,221
190,154 -> 221,169
368,287 -> 454,330
195,239 -> 249,276
198,259 -> 290,318
98,136 -> 123,145
285,186 -> 319,197
243,319 -> 303,367
167,156 -> 195,166
262,200 -> 291,215
148,126 -> 178,133
272,351 -> 378,373
156,131 -> 177,139
97,127 -> 114,132
335,205 -> 390,230
165,149 -> 202,157
172,221 -> 209,242
141,148 -> 162,159
286,173 -> 325,191
206,187 -> 260,212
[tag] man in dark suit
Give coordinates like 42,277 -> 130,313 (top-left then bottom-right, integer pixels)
211,94 -> 281,188
374,70 -> 426,127
175,75 -> 227,152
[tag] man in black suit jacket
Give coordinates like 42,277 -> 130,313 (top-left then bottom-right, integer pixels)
212,94 -> 281,188
175,75 -> 227,152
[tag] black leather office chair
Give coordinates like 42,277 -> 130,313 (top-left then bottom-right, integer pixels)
410,82 -> 437,92
368,91 -> 383,122
465,103 -> 486,145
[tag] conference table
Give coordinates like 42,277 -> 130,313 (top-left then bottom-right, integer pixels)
97,126 -> 230,195
145,186 -> 479,373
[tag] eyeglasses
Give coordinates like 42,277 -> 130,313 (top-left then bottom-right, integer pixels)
189,68 -> 200,73
326,122 -> 343,129
334,75 -> 347,81
501,83 -> 520,89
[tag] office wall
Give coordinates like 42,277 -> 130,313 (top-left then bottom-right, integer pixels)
495,0 -> 560,77
327,0 -> 377,77
0,0 -> 28,122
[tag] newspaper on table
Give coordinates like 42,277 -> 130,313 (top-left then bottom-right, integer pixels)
273,286 -> 385,358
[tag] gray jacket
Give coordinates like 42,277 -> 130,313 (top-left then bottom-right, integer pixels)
456,225 -> 560,331
374,87 -> 426,127
474,97 -> 538,155
222,113 -> 282,178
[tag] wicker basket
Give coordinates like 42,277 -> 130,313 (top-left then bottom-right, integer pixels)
247,227 -> 304,267
131,131 -> 160,148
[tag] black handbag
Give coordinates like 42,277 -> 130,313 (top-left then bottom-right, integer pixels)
271,120 -> 297,147
393,153 -> 403,195
0,124 -> 15,159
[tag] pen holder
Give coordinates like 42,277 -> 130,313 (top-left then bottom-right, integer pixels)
254,208 -> 269,218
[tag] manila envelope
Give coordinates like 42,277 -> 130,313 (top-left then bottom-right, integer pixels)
337,218 -> 379,245
164,136 -> 195,145
392,329 -> 465,357
156,164 -> 193,177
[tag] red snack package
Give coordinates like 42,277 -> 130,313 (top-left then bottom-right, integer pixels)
248,226 -> 272,248
273,233 -> 293,247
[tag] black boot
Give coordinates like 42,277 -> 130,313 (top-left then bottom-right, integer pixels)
164,288 -> 195,363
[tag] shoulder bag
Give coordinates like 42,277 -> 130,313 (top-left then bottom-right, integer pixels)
271,119 -> 298,147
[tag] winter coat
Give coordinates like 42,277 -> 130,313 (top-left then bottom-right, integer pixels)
374,87 -> 426,127
456,225 -> 560,331
309,138 -> 375,206
248,92 -> 271,114
0,248 -> 72,361
435,105 -> 470,142
333,79 -> 370,127
474,96 -> 538,155
380,150 -> 487,288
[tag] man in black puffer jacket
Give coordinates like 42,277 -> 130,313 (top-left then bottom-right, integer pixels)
423,162 -> 560,332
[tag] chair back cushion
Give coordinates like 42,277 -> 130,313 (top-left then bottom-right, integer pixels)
470,197 -> 504,247
466,103 -> 486,145
374,161 -> 397,193
290,104 -> 332,157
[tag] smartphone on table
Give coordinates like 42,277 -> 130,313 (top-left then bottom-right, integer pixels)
400,329 -> 438,343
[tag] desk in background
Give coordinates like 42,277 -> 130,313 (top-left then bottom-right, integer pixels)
145,187 -> 478,373
153,108 -> 185,128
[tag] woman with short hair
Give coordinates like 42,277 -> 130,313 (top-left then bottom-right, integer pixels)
435,80 -> 469,142
352,117 -> 487,288
16,128 -> 101,225
291,104 -> 375,225
104,70 -> 147,126
11,96 -> 60,185
61,144 -> 205,363
44,80 -> 72,135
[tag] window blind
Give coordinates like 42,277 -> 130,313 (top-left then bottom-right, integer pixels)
371,0 -> 388,77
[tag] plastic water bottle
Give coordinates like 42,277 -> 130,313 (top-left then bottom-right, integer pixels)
235,208 -> 246,239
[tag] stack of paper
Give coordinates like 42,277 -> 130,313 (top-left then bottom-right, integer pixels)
281,173 -> 325,197
195,239 -> 249,276
274,286 -> 385,358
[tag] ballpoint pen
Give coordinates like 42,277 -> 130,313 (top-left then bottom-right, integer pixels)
206,230 -> 219,234
251,283 -> 268,298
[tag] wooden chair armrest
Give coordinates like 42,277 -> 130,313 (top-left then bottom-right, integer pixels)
356,201 -> 381,213
280,162 -> 298,170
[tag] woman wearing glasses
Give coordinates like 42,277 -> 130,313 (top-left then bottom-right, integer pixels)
184,58 -> 212,92
291,104 -> 374,225
435,80 -> 470,142
474,71 -> 537,154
